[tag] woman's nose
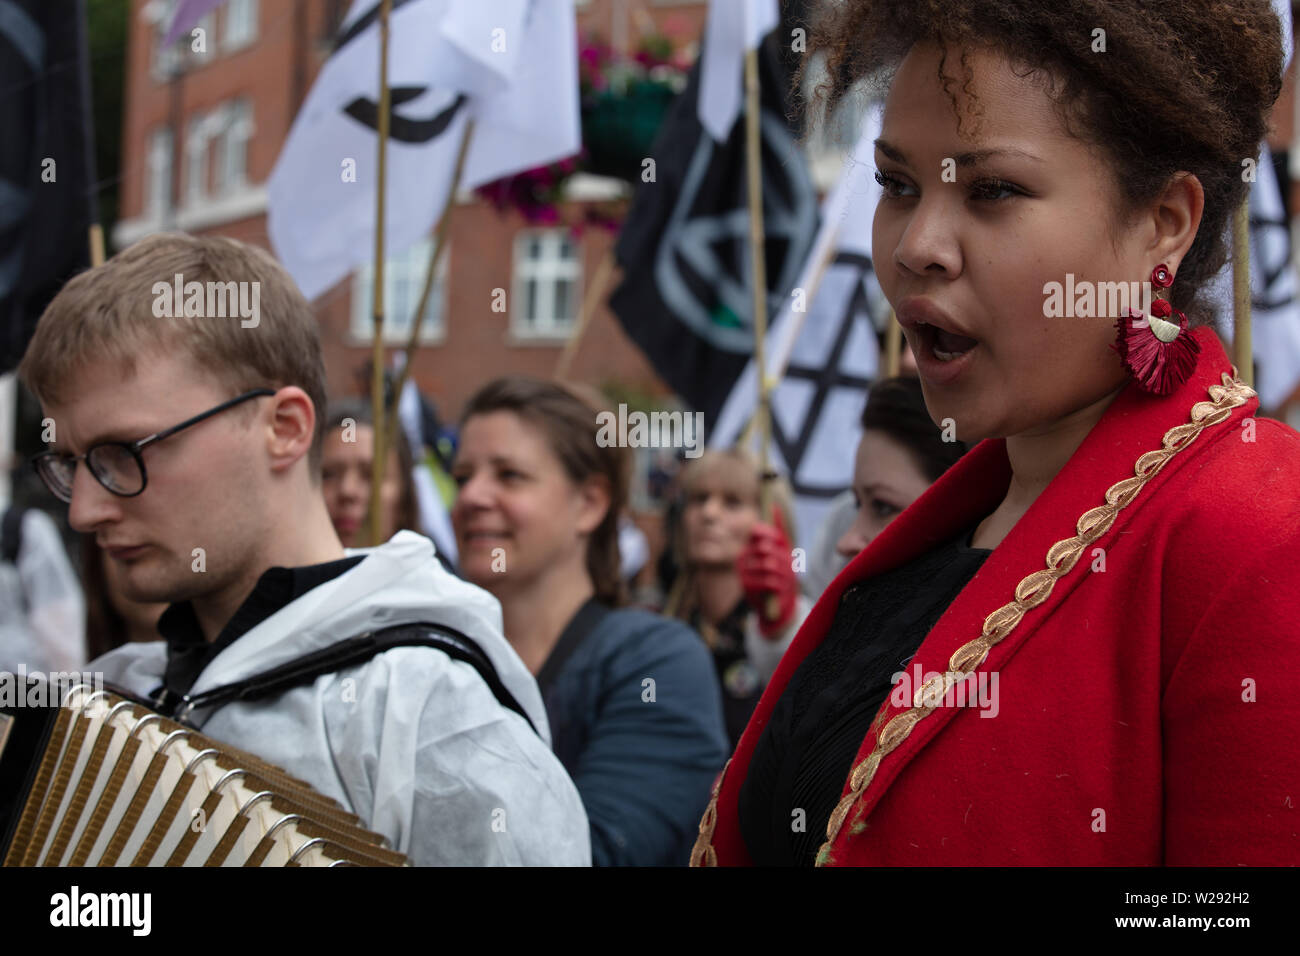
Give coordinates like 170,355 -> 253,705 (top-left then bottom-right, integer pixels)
339,469 -> 367,500
454,470 -> 493,510
892,196 -> 962,279
836,513 -> 873,559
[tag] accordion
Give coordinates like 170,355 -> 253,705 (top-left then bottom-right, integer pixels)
0,679 -> 408,866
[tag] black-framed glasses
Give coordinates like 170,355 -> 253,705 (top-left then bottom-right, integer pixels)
32,389 -> 277,504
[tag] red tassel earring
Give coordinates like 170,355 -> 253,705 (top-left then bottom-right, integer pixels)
1112,263 -> 1200,395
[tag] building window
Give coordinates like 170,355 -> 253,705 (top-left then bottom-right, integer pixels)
351,239 -> 449,344
511,230 -> 581,339
223,0 -> 258,50
146,126 -> 174,218
183,114 -> 213,206
148,0 -> 219,78
214,100 -> 253,195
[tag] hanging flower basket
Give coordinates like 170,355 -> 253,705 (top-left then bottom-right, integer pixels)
581,81 -> 677,182
475,32 -> 689,226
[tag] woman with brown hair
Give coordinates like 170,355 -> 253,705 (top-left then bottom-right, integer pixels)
693,0 -> 1300,867
320,398 -> 420,547
450,377 -> 728,866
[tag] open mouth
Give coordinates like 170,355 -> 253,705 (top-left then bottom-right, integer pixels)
915,322 -> 980,362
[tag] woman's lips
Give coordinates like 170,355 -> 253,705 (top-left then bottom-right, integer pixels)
914,325 -> 980,385
462,531 -> 510,546
106,544 -> 150,561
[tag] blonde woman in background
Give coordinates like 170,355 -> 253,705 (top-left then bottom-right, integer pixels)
666,449 -> 811,749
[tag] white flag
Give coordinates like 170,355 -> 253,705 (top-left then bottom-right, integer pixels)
268,0 -> 579,301
396,375 -> 458,565
697,0 -> 780,142
711,105 -> 887,548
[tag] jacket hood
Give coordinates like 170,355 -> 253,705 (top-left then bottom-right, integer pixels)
186,530 -> 549,740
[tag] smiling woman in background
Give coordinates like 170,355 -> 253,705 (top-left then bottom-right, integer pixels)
694,0 -> 1300,868
450,376 -> 728,866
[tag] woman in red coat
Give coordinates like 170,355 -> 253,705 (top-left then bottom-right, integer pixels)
693,0 -> 1300,866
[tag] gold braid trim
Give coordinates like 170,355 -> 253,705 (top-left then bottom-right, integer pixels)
809,371 -> 1256,867
689,758 -> 729,866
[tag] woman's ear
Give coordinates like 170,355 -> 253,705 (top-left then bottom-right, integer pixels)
574,474 -> 612,536
1150,171 -> 1205,272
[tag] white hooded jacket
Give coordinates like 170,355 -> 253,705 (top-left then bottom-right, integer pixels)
91,531 -> 590,866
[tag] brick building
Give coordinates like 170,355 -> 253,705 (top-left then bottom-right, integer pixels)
116,0 -> 712,434
113,0 -> 1300,432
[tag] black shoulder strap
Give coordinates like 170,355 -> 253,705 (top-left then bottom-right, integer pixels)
535,599 -> 612,698
1,507 -> 24,565
167,621 -> 537,734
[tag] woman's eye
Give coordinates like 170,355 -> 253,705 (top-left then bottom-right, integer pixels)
874,169 -> 914,199
871,498 -> 901,520
451,471 -> 469,487
969,178 -> 1021,202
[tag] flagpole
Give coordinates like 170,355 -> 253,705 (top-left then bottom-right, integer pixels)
744,40 -> 781,623
74,0 -> 104,267
885,309 -> 902,377
1232,196 -> 1253,387
383,119 -> 475,463
555,248 -> 618,380
367,0 -> 394,547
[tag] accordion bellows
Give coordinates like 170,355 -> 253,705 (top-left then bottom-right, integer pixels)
1,683 -> 408,867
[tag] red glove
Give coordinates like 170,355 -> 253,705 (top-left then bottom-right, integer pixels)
737,510 -> 798,639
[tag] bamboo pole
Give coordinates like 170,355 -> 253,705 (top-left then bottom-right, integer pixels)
884,308 -> 901,377
367,0 -> 394,547
744,43 -> 781,623
89,225 -> 105,267
1232,197 -> 1253,388
555,248 -> 618,381
382,119 -> 475,461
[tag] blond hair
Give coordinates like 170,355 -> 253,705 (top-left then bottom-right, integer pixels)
19,233 -> 328,468
665,447 -> 796,622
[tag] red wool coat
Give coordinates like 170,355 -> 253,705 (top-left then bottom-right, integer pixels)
693,326 -> 1300,866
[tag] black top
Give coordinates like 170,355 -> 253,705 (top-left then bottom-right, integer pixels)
158,555 -> 364,698
738,524 -> 991,866
692,598 -> 763,750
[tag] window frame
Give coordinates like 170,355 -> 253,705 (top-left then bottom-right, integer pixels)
350,238 -> 450,346
509,229 -> 582,342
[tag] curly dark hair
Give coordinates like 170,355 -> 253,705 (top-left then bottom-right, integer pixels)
800,0 -> 1285,327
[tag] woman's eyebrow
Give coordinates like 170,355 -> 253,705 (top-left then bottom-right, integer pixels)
875,138 -> 1043,167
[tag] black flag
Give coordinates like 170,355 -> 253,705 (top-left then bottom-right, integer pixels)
608,21 -> 818,424
0,0 -> 93,374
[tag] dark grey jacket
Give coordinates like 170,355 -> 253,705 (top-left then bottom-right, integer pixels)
543,607 -> 729,866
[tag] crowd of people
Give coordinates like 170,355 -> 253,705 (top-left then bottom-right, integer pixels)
0,230 -> 960,866
4,0 -> 1300,869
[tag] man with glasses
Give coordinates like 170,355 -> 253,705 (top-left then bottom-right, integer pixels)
17,233 -> 589,866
